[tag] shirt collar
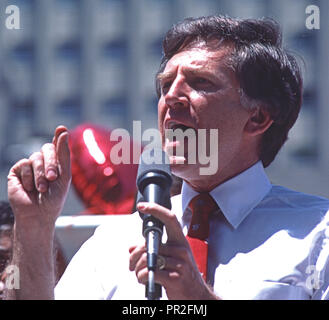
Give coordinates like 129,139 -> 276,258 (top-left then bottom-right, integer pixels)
181,161 -> 272,229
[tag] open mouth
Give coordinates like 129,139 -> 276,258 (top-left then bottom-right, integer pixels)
170,123 -> 193,132
164,120 -> 198,164
165,120 -> 196,133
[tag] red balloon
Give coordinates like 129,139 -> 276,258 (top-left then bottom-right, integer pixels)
69,123 -> 142,215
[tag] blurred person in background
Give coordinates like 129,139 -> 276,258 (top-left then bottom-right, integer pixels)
0,201 -> 66,299
4,15 -> 329,300
0,201 -> 14,299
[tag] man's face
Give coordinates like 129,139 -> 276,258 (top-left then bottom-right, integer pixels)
157,44 -> 252,190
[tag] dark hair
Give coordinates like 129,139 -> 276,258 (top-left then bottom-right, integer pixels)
0,201 -> 14,226
0,201 -> 14,280
156,15 -> 303,167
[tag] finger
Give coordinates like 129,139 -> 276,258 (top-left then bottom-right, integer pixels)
137,202 -> 188,245
8,158 -> 35,192
154,269 -> 185,288
20,159 -> 35,192
157,255 -> 185,274
41,143 -> 58,181
135,265 -> 149,285
133,252 -> 186,287
56,130 -> 71,182
52,125 -> 68,146
134,252 -> 147,275
133,251 -> 185,275
159,244 -> 192,264
129,245 -> 146,271
29,152 -> 48,193
129,245 -> 137,254
136,266 -> 180,287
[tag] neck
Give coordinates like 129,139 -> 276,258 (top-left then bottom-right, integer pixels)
182,157 -> 260,193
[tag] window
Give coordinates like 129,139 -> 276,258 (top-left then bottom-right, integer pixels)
55,42 -> 81,63
10,42 -> 34,64
101,96 -> 127,118
56,96 -> 82,123
102,39 -> 127,60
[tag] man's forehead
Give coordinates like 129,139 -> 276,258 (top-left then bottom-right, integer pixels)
160,44 -> 234,78
165,45 -> 233,69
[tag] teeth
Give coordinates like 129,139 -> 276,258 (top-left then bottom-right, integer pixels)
176,124 -> 191,131
169,123 -> 191,131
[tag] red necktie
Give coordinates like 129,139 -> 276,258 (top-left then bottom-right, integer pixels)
186,193 -> 218,281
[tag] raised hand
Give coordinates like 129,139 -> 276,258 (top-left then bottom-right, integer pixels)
7,126 -> 71,227
5,125 -> 71,300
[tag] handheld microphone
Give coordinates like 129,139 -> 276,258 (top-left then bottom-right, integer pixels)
136,148 -> 172,300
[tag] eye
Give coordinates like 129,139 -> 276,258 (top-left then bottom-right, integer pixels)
161,81 -> 172,94
191,77 -> 216,92
191,77 -> 213,91
194,77 -> 211,85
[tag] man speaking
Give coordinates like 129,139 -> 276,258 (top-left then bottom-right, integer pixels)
5,15 -> 329,300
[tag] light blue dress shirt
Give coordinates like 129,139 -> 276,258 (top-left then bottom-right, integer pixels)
180,161 -> 329,299
55,161 -> 329,299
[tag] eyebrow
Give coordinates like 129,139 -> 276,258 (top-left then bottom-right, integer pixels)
156,71 -> 175,82
157,68 -> 222,83
189,69 -> 222,82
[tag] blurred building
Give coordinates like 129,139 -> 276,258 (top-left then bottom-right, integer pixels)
0,0 -> 328,212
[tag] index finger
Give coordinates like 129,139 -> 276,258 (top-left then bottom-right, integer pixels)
51,126 -> 71,182
56,130 -> 71,182
52,125 -> 68,146
137,202 -> 188,245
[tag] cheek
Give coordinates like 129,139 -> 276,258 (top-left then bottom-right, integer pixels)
198,98 -> 248,155
157,98 -> 164,122
157,98 -> 167,139
215,114 -> 249,164
201,90 -> 249,130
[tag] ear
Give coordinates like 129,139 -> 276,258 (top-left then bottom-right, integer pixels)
244,107 -> 274,136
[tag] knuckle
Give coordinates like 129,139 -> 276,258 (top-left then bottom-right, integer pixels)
168,271 -> 180,281
147,203 -> 157,211
167,211 -> 177,222
42,143 -> 57,161
8,158 -> 31,179
14,158 -> 30,169
20,158 -> 30,164
174,260 -> 184,271
42,142 -> 55,150
136,269 -> 146,284
29,151 -> 43,162
21,159 -> 31,169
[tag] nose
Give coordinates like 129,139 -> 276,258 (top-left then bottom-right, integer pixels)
164,76 -> 189,109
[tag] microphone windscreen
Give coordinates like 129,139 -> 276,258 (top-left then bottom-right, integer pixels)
136,148 -> 171,184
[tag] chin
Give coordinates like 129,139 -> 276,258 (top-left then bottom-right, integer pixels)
171,161 -> 199,179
